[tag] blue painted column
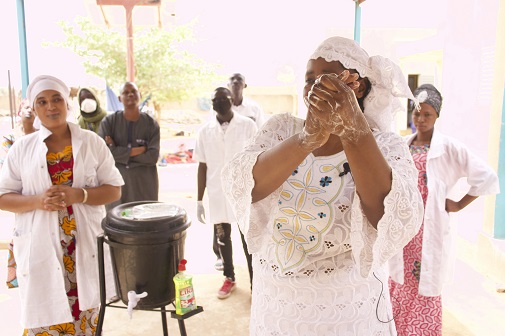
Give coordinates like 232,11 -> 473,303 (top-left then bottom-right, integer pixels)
353,1 -> 361,44
494,82 -> 505,238
16,0 -> 29,98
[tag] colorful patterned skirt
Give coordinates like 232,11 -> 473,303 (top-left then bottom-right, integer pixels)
389,144 -> 442,336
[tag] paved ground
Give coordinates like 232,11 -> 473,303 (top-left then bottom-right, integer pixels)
1,163 -> 505,335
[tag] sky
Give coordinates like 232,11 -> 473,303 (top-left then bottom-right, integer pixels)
0,0 -> 445,92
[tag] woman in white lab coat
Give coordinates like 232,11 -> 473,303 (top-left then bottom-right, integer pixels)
388,84 -> 500,336
0,75 -> 124,335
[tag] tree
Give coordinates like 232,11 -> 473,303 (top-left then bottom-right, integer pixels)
55,17 -> 221,118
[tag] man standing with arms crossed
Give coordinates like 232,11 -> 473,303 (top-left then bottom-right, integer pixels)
98,81 -> 160,210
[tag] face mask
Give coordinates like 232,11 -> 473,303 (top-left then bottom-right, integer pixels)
80,98 -> 97,113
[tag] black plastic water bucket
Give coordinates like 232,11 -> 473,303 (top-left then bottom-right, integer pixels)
102,201 -> 191,309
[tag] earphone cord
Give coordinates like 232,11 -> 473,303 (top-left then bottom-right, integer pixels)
373,272 -> 401,324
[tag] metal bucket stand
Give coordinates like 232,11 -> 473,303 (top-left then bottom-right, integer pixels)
95,234 -> 204,336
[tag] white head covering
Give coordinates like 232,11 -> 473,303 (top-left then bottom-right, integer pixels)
27,75 -> 70,107
310,36 -> 415,132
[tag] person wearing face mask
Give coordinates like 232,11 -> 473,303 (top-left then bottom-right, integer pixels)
77,87 -> 107,133
194,87 -> 258,299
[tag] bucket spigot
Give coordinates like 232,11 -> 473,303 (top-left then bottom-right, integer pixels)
127,291 -> 148,319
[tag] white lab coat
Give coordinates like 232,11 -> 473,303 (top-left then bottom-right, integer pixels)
0,122 -> 124,328
389,128 -> 499,296
232,96 -> 266,128
194,113 -> 258,224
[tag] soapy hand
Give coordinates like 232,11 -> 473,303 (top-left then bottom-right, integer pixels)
305,70 -> 371,144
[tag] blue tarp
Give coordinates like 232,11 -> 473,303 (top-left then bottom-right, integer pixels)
106,85 -> 123,112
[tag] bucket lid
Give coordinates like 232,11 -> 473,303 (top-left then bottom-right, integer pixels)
121,203 -> 182,220
103,201 -> 190,233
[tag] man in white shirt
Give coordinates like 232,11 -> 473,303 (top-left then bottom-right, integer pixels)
228,73 -> 266,129
194,87 -> 258,299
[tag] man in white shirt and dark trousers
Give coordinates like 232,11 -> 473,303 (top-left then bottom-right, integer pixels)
223,73 -> 265,286
195,87 -> 258,298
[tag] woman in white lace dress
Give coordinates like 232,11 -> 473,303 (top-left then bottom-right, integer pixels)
222,36 -> 424,335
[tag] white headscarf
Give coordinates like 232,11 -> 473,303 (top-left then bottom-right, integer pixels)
310,36 -> 415,132
27,75 -> 70,107
26,75 -> 74,128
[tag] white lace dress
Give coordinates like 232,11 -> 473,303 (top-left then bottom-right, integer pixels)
222,113 -> 423,336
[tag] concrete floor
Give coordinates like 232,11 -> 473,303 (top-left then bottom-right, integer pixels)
1,163 -> 505,335
100,267 -> 252,336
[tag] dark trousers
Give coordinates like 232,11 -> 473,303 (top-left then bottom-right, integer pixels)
213,225 -> 221,259
213,223 -> 253,288
214,223 -> 234,280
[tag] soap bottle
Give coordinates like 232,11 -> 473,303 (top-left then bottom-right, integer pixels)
173,259 -> 197,315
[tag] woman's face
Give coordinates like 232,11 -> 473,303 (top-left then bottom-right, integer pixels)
412,103 -> 438,133
33,90 -> 68,128
304,58 -> 346,99
304,58 -> 367,106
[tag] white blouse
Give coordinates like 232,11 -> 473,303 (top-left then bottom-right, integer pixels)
222,113 -> 423,335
